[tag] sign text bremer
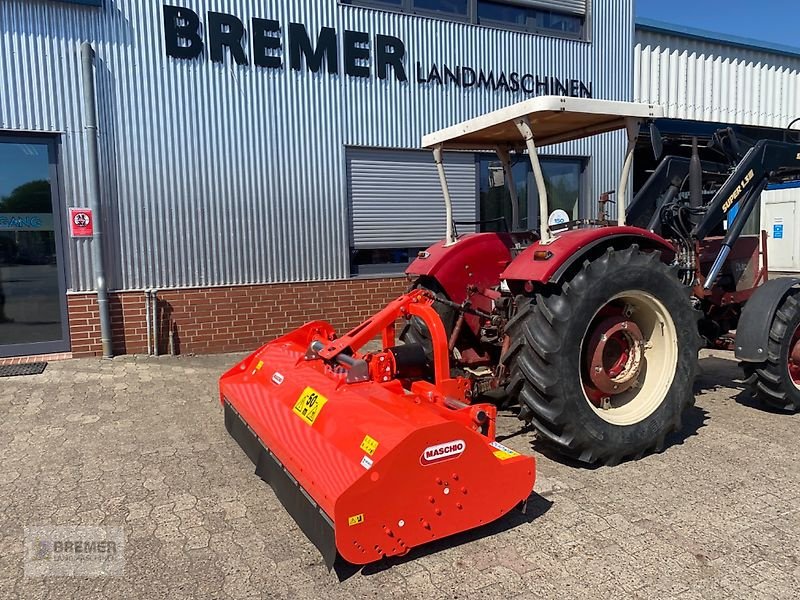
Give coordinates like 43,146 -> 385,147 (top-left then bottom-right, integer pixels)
162,5 -> 593,97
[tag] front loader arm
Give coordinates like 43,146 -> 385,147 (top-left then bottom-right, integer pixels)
626,155 -> 728,232
693,140 -> 800,241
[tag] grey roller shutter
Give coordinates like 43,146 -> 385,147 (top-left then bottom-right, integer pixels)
348,148 -> 477,249
501,0 -> 587,15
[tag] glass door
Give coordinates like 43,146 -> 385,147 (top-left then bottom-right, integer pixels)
0,136 -> 70,357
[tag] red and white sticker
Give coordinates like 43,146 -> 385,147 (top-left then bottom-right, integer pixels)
420,440 -> 465,466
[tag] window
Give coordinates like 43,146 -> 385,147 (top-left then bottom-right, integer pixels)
51,0 -> 103,6
477,1 -> 582,36
351,247 -> 426,275
342,0 -> 586,38
413,0 -> 470,17
479,154 -> 585,232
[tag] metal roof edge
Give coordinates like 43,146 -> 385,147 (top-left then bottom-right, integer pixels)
635,17 -> 800,60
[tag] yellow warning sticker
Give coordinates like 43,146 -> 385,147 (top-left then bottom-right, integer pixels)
292,387 -> 328,426
360,435 -> 379,456
348,513 -> 364,526
251,360 -> 265,375
490,441 -> 520,461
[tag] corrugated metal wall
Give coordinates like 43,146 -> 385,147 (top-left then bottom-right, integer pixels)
635,28 -> 800,128
0,0 -> 633,291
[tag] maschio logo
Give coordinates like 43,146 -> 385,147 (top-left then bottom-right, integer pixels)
420,440 -> 465,466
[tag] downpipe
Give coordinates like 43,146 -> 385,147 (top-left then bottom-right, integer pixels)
81,42 -> 112,358
144,290 -> 151,355
151,289 -> 159,357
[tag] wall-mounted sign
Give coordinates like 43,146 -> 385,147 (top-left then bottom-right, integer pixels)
162,5 -> 593,98
69,208 -> 94,238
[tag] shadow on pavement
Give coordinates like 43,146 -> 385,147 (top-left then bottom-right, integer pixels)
335,492 -> 553,581
694,356 -> 747,395
697,355 -> 800,415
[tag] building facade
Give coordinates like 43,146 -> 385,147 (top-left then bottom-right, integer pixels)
4,3 -> 800,360
0,0 -> 634,359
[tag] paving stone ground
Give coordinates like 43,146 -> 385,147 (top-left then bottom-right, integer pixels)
1,349 -> 798,599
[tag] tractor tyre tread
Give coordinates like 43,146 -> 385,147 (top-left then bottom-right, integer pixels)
741,293 -> 800,412
504,245 -> 703,466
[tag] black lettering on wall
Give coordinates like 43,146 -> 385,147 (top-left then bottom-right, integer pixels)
477,70 -> 495,90
553,77 -> 569,95
520,74 -> 535,94
570,80 -> 580,96
208,12 -> 248,65
463,67 -> 476,88
495,73 -> 509,92
163,5 -> 204,60
375,35 -> 407,82
427,64 -> 442,85
535,76 -> 549,95
443,65 -> 460,86
252,18 -> 282,69
343,30 -> 370,78
416,62 -> 427,84
580,82 -> 593,98
289,23 -> 338,73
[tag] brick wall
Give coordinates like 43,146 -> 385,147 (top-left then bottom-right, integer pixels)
67,277 -> 410,358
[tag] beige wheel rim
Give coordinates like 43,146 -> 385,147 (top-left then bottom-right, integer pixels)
580,291 -> 679,426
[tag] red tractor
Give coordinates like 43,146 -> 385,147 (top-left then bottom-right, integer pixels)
220,96 -> 800,567
403,95 -> 800,466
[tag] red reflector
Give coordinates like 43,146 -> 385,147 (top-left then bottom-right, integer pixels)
533,250 -> 553,261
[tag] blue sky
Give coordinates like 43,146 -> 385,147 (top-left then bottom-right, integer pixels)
636,0 -> 800,50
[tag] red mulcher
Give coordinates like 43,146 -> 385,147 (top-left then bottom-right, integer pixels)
220,290 -> 535,567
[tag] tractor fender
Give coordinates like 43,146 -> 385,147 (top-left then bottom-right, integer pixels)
500,226 -> 676,286
735,277 -> 800,362
406,232 -> 513,303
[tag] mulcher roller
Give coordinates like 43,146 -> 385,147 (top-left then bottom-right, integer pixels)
219,290 -> 535,567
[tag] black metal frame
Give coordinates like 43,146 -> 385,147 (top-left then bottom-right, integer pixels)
0,134 -> 71,358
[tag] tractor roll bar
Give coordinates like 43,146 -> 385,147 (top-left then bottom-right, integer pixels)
432,145 -> 457,246
617,119 -> 642,227
433,116 -> 641,245
515,116 -> 551,242
424,97 -> 662,245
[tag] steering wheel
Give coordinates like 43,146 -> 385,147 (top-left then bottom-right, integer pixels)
785,118 -> 800,143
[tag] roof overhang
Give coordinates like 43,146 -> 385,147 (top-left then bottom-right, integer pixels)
421,96 -> 665,150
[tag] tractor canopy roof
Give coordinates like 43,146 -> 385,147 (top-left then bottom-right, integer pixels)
421,96 -> 664,150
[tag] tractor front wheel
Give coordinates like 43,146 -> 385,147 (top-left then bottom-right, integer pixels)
742,292 -> 800,411
503,246 -> 702,465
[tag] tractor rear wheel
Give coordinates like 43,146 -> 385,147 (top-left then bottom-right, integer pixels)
742,293 -> 800,411
503,246 -> 702,465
